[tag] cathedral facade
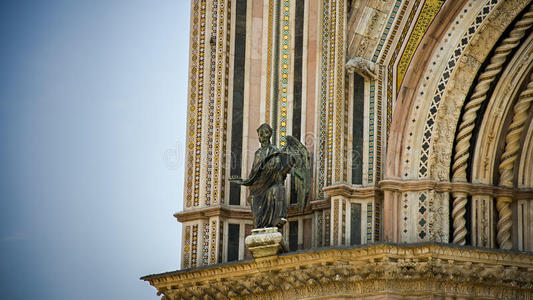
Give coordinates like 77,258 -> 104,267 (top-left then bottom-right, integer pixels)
143,0 -> 533,298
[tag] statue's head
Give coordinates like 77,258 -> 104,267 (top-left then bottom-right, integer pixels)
257,123 -> 273,147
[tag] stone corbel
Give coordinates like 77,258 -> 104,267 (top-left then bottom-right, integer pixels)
346,56 -> 377,80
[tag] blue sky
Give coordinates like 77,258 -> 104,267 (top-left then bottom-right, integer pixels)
0,1 -> 188,299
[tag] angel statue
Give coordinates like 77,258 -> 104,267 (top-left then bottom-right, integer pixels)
229,123 -> 311,229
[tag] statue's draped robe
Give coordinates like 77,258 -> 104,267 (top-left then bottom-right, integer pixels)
241,145 -> 290,228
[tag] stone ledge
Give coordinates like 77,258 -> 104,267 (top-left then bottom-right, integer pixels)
141,243 -> 533,300
174,205 -> 252,222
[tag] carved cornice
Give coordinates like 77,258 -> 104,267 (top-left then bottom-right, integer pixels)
142,244 -> 533,300
174,205 -> 253,222
176,201 -> 331,222
308,198 -> 329,211
379,179 -> 533,200
323,184 -> 382,199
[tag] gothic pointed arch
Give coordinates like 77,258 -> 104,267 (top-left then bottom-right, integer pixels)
383,0 -> 533,244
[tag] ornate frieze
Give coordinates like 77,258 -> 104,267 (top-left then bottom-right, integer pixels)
143,244 -> 533,300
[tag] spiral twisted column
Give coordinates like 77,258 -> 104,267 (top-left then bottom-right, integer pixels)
496,75 -> 533,250
451,8 -> 533,245
451,192 -> 468,244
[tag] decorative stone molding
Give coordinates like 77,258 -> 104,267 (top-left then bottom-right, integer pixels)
323,184 -> 381,199
142,244 -> 533,300
380,179 -> 533,200
174,205 -> 253,222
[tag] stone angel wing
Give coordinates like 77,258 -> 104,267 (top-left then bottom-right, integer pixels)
283,135 -> 311,212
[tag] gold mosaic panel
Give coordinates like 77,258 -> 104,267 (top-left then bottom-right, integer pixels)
396,0 -> 445,90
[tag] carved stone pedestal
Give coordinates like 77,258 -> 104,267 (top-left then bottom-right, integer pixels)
244,227 -> 287,258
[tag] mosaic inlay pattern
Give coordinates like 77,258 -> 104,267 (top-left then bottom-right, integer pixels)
186,0 -> 207,207
379,1 -> 409,145
343,77 -> 350,182
376,70 -> 382,182
325,209 -> 331,246
218,221 -> 223,263
367,203 -> 373,243
327,0 -> 337,186
205,0 -> 218,206
265,0 -> 274,124
317,212 -> 323,247
368,82 -> 375,183
401,0 -> 478,178
333,199 -> 339,245
371,0 -> 403,63
397,0 -> 445,91
419,0 -> 499,177
342,200 -> 346,244
368,0 -> 407,184
318,0 -> 330,198
317,0 -> 345,188
220,0 -> 231,203
212,0 -> 230,205
387,0 -> 421,136
402,193 -> 409,240
279,0 -> 291,146
374,200 -> 381,242
272,0 -> 280,142
210,219 -> 217,264
202,222 -> 209,265
334,0 -> 346,183
183,225 -> 191,267
191,224 -> 199,267
418,192 -> 428,240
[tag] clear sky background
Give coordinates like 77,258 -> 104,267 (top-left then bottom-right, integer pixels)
0,1 -> 188,299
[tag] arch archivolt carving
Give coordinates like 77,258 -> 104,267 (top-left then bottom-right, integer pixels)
384,0 -> 533,243
472,35 -> 533,186
454,32 -> 533,248
396,0 -> 532,181
495,72 -> 533,249
397,0 -> 489,181
450,5 -> 533,250
428,0 -> 532,182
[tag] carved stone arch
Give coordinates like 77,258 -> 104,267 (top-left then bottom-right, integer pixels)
449,2 -> 533,249
424,0 -> 532,182
387,0 -> 530,181
464,32 -> 533,250
382,0 -> 531,243
382,0 -> 493,243
472,34 -> 533,186
385,0 -> 471,180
